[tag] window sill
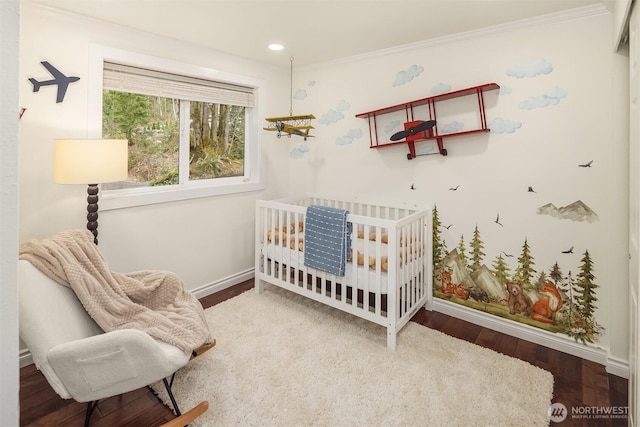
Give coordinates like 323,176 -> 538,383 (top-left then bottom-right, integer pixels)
100,178 -> 264,210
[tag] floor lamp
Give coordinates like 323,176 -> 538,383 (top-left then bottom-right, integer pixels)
54,139 -> 128,244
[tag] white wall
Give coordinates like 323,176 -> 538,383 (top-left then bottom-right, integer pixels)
17,2 -> 295,365
18,2 -> 630,374
1,1 -> 21,425
19,3 -> 291,293
289,9 -> 629,369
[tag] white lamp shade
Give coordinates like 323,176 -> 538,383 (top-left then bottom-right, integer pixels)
54,139 -> 128,184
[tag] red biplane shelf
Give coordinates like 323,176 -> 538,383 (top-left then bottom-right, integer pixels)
356,83 -> 500,159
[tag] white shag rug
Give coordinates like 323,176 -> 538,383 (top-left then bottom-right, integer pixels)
152,285 -> 554,426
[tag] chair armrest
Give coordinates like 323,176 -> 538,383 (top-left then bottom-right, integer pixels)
47,329 -> 189,402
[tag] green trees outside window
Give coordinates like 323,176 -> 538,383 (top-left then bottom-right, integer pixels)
103,90 -> 245,187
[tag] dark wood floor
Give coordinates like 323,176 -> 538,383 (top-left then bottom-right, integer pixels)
20,280 -> 628,426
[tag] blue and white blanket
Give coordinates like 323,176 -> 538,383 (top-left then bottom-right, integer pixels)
303,205 -> 352,276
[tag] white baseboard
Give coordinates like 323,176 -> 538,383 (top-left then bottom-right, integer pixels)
19,348 -> 33,368
607,355 -> 630,378
432,298 -> 629,378
191,268 -> 254,299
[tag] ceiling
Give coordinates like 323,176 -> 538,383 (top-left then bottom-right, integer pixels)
29,0 -> 609,68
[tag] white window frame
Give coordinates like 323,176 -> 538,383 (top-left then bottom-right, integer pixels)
88,45 -> 265,210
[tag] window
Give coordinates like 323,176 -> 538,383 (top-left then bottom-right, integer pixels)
89,46 -> 264,209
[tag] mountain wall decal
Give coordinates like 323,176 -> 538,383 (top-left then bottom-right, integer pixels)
536,200 -> 598,223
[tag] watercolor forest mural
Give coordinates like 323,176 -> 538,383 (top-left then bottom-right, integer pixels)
283,52 -> 608,347
432,205 -> 604,344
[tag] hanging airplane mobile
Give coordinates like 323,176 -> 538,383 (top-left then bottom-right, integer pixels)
29,61 -> 80,103
263,114 -> 316,140
263,57 -> 315,141
356,83 -> 499,159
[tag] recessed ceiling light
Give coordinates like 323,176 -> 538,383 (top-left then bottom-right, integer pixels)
269,44 -> 284,51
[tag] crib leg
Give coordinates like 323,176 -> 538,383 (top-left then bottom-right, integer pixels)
255,278 -> 265,294
387,328 -> 397,350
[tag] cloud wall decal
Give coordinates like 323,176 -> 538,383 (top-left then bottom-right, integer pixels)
319,100 -> 350,125
440,121 -> 464,134
385,119 -> 402,134
518,86 -> 567,110
319,110 -> 344,124
506,59 -> 553,78
290,145 -> 309,159
392,64 -> 424,87
489,117 -> 522,134
336,129 -> 363,146
293,89 -> 307,100
431,82 -> 452,95
335,99 -> 350,111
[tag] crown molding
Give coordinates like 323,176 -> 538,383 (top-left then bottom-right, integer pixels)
309,3 -> 610,70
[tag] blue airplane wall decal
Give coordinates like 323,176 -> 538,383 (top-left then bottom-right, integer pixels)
29,61 -> 80,103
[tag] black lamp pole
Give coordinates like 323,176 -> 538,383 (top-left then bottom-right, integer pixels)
86,184 -> 99,244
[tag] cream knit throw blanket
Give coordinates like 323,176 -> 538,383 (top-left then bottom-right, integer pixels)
19,229 -> 213,354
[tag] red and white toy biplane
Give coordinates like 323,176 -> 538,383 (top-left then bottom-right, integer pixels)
356,83 -> 499,160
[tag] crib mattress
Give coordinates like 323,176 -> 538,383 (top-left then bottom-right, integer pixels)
263,238 -> 424,295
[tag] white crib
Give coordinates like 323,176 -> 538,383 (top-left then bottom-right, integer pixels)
255,194 -> 432,349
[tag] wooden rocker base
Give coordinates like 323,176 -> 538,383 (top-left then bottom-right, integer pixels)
161,401 -> 209,427
191,338 -> 216,360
